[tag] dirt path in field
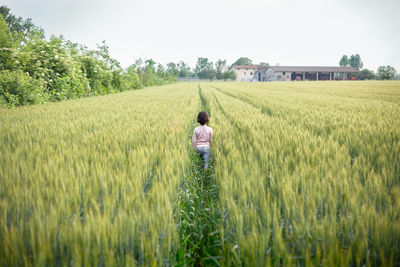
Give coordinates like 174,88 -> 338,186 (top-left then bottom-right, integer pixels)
174,85 -> 222,265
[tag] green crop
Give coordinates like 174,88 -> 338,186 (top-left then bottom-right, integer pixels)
1,81 -> 399,266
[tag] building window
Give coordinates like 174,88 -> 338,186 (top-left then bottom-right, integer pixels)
283,72 -> 286,75
244,72 -> 246,75
250,72 -> 253,75
277,75 -> 281,80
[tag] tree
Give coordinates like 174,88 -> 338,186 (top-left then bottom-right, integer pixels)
222,70 -> 236,80
349,54 -> 363,70
177,61 -> 192,77
231,57 -> 252,68
339,55 -> 349,66
0,14 -> 19,70
124,65 -> 142,89
95,40 -> 121,70
156,64 -> 165,78
357,69 -> 376,80
377,65 -> 396,80
195,57 -> 215,80
259,62 -> 269,66
131,58 -> 144,71
145,59 -> 156,71
0,5 -> 44,41
215,59 -> 227,80
140,59 -> 156,86
166,62 -> 179,77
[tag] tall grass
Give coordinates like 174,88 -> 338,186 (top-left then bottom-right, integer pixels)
0,83 -> 199,266
1,81 -> 399,266
205,81 -> 400,266
175,86 -> 222,265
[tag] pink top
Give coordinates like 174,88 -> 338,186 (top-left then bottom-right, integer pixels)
192,125 -> 213,148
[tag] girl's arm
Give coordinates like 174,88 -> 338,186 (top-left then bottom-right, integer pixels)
192,130 -> 197,149
209,129 -> 213,148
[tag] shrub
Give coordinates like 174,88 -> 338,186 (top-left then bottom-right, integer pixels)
0,69 -> 46,106
377,65 -> 396,80
0,7 -> 179,107
358,69 -> 376,80
123,67 -> 142,90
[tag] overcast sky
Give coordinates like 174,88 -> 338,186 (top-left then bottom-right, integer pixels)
2,0 -> 400,71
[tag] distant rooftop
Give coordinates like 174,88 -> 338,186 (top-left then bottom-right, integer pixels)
232,65 -> 358,72
233,65 -> 268,69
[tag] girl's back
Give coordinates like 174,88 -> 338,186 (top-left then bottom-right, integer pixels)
193,125 -> 213,147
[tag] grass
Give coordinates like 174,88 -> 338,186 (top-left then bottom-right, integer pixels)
0,83 -> 199,266
206,81 -> 400,266
175,85 -> 221,266
1,81 -> 399,266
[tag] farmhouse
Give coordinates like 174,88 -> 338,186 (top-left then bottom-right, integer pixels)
232,65 -> 358,82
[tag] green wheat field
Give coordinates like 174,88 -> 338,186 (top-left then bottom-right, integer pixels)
1,81 -> 399,266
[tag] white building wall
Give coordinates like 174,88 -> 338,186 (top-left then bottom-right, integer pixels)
233,68 -> 257,81
233,67 -> 293,82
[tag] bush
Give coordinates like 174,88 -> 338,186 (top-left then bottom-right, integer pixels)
0,69 -> 46,106
377,65 -> 396,80
21,37 -> 90,99
0,7 -> 179,107
358,69 -> 376,80
123,67 -> 142,90
222,70 -> 236,80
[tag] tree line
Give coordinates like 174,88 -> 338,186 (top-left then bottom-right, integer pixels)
0,6 -> 175,107
339,54 -> 398,80
1,5 -> 398,107
0,6 -> 237,107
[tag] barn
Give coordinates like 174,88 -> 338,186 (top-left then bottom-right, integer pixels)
232,65 -> 358,82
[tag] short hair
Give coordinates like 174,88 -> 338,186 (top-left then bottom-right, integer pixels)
197,111 -> 209,125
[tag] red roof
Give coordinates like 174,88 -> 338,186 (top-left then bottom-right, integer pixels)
232,65 -> 358,72
233,65 -> 269,69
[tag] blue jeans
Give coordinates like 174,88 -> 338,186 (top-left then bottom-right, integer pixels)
196,146 -> 210,169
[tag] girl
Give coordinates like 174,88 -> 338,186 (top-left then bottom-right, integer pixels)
192,111 -> 213,170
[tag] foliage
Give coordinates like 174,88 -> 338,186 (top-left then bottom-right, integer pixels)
339,55 -> 349,66
377,65 -> 397,80
177,61 -> 194,77
215,59 -> 227,80
129,58 -> 178,86
195,57 -> 215,80
0,69 -> 46,106
123,65 -> 142,90
166,62 -> 179,77
222,70 -> 236,80
0,14 -> 18,71
349,54 -> 363,70
195,58 -> 236,81
0,6 -> 178,107
339,54 -> 363,70
231,57 -> 252,68
22,36 -> 92,99
0,5 -> 44,41
358,69 -> 376,80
